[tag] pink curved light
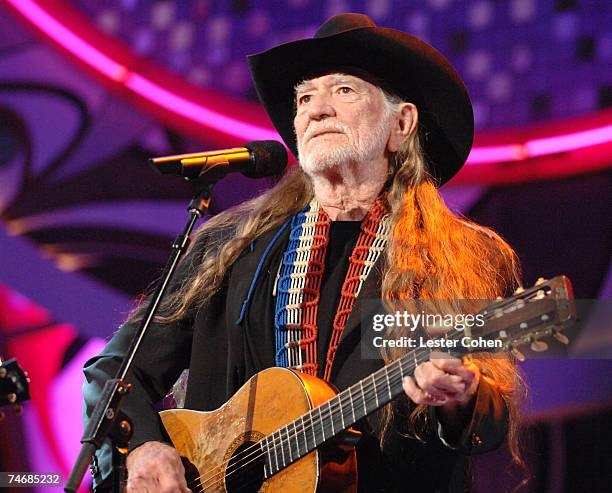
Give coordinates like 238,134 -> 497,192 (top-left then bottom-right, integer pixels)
125,74 -> 278,141
467,124 -> 612,164
6,0 -> 275,142
6,0 -> 127,81
466,144 -> 525,164
525,125 -> 612,157
6,0 -> 612,165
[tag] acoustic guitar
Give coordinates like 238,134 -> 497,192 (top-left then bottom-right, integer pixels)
160,276 -> 575,492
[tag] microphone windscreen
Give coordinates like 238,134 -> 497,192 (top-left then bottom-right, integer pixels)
243,140 -> 288,178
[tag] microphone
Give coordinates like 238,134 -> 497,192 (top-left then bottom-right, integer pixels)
149,140 -> 288,182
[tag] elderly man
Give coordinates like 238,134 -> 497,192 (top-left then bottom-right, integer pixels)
84,13 -> 521,493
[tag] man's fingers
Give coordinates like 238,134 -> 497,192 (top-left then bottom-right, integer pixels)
429,353 -> 466,370
157,457 -> 190,493
403,375 -> 426,403
126,476 -> 154,493
414,361 -> 466,395
430,354 -> 477,381
403,376 -> 448,406
431,375 -> 465,396
158,473 -> 190,493
126,441 -> 191,493
128,473 -> 189,493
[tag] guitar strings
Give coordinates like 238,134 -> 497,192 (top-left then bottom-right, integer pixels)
189,345 -> 432,492
187,295 -> 544,491
190,359 -> 411,492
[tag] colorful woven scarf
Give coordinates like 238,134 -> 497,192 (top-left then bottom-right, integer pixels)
274,198 -> 390,381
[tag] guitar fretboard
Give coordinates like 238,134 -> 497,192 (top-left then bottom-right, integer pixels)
262,345 -> 435,477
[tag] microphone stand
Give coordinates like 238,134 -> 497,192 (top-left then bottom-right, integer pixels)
65,182 -> 212,493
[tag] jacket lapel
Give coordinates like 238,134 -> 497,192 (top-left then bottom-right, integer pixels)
226,224 -> 291,370
226,226 -> 287,325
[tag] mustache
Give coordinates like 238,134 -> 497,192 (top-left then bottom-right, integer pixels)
303,122 -> 348,142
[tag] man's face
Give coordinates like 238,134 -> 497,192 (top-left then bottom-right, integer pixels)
293,73 -> 393,175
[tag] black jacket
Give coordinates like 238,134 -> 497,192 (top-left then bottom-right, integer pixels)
83,223 -> 509,492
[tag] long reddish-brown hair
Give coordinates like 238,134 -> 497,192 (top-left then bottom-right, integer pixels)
378,128 -> 525,470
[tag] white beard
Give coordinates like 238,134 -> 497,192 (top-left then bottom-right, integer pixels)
297,115 -> 392,175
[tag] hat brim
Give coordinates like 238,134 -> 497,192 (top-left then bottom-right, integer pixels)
248,26 -> 474,186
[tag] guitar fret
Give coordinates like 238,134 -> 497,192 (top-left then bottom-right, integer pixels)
278,429 -> 286,468
385,369 -> 392,401
299,415 -> 307,453
293,419 -> 301,457
349,389 -> 356,423
285,426 -> 293,462
289,420 -> 300,457
328,401 -> 335,436
310,411 -> 317,450
271,432 -> 279,473
319,406 -> 326,442
359,380 -> 366,418
262,436 -> 270,477
393,363 -> 405,392
373,375 -> 379,409
338,393 -> 346,429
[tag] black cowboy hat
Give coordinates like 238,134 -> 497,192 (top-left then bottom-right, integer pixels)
247,13 -> 474,186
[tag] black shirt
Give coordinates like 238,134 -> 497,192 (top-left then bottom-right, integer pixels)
316,220 -> 362,377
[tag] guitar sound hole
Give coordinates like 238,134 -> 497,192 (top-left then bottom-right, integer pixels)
225,440 -> 265,493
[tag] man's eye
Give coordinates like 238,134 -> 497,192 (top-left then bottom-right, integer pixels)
298,94 -> 311,105
338,86 -> 354,94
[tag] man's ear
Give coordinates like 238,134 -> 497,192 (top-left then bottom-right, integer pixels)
388,103 -> 418,153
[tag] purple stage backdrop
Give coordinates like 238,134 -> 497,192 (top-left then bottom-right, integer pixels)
0,1 -> 610,492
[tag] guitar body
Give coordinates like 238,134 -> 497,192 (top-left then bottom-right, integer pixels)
160,367 -> 357,493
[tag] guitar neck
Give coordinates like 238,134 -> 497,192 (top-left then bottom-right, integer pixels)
263,347 -> 431,477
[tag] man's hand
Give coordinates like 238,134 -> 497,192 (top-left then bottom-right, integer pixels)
402,351 -> 480,409
126,441 -> 191,493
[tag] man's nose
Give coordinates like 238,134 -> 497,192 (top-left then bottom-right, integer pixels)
307,94 -> 335,120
